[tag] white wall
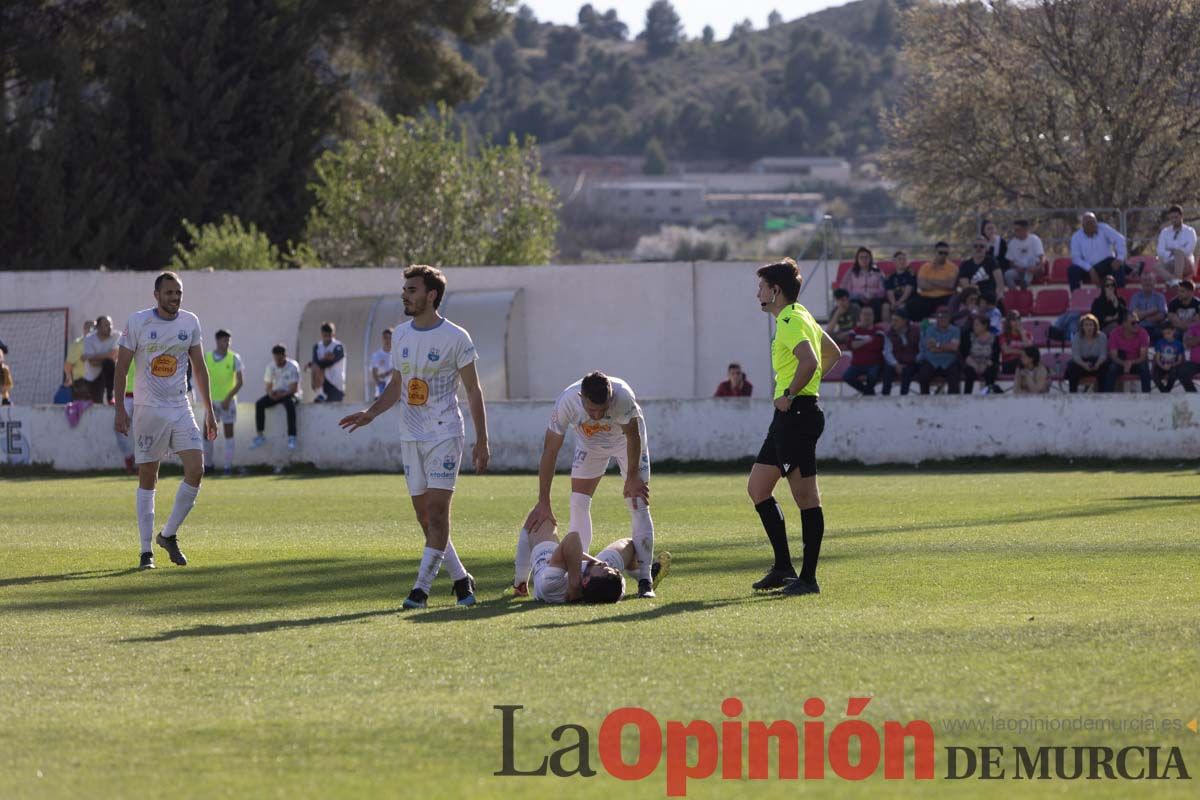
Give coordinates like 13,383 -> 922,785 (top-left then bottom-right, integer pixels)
4,395 -> 1199,471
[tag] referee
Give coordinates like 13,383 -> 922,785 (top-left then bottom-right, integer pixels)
749,257 -> 841,596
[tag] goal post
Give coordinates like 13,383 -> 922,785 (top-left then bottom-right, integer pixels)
0,307 -> 70,405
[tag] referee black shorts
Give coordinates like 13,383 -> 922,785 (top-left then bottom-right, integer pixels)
754,396 -> 825,478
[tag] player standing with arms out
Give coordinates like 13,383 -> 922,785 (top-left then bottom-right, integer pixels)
522,371 -> 660,598
203,329 -> 244,476
339,266 -> 489,609
114,272 -> 217,570
750,258 -> 841,596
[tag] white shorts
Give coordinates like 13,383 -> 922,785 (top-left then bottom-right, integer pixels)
531,541 -> 568,603
133,404 -> 203,464
594,546 -> 625,574
212,400 -> 238,425
400,436 -> 464,496
571,444 -> 651,482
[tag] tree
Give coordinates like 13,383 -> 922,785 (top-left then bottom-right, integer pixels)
702,25 -> 715,44
305,106 -> 558,267
578,4 -> 598,29
643,137 -> 669,174
599,9 -> 629,40
546,27 -> 582,65
644,1 -> 683,58
513,4 -> 540,47
884,0 -> 1200,227
169,216 -> 312,271
768,10 -> 784,28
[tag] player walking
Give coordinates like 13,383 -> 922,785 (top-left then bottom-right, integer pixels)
203,329 -> 243,476
339,266 -> 489,609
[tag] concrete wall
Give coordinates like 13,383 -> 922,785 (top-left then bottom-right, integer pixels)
4,394 -> 1199,471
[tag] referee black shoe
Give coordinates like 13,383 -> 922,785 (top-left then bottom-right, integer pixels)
139,552 -> 155,570
781,577 -> 820,596
155,533 -> 188,566
752,566 -> 796,591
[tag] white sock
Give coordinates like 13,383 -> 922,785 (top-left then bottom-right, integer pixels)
514,527 -> 532,586
223,438 -> 235,470
442,539 -> 468,581
569,492 -> 594,553
414,547 -> 445,594
136,488 -> 155,552
202,439 -> 214,468
626,496 -> 655,581
161,482 -> 200,539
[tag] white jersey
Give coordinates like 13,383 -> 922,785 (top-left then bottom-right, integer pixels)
82,332 -> 119,381
370,348 -> 393,379
549,376 -> 641,451
313,337 -> 346,391
392,317 -> 477,443
118,308 -> 202,407
265,359 -> 302,396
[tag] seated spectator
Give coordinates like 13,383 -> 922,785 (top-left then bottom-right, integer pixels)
1128,271 -> 1168,340
998,310 -> 1032,377
1068,211 -> 1128,290
906,242 -> 959,321
958,235 -> 1004,303
948,285 -> 981,331
1013,346 -> 1050,394
842,307 -> 886,396
1167,279 -> 1200,330
978,293 -> 1002,333
826,288 -> 860,347
1066,314 -> 1108,393
1181,319 -> 1200,393
962,316 -> 999,395
82,315 -> 119,404
916,307 -> 962,394
714,362 -> 753,397
981,219 -> 1009,272
1152,204 -> 1196,287
883,250 -> 916,322
1090,277 -> 1126,333
1004,219 -> 1047,288
306,321 -> 345,402
1152,320 -> 1188,393
843,247 -> 886,317
63,319 -> 95,399
251,344 -> 302,450
0,348 -> 11,405
881,311 -> 921,396
1103,311 -> 1152,392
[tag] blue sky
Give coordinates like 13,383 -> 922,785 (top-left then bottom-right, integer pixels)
519,1 -> 848,39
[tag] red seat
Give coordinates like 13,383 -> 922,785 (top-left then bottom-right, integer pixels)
1049,258 -> 1072,284
1004,289 -> 1034,316
876,260 -> 896,276
1024,320 -> 1051,347
1128,255 -> 1155,273
1069,287 -> 1099,312
822,355 -> 850,382
1032,288 -> 1069,316
909,260 -> 927,274
1042,351 -> 1071,381
833,261 -> 855,287
1117,287 -> 1137,304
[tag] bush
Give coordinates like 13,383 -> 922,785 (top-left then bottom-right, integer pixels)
168,215 -> 312,271
633,225 -> 740,261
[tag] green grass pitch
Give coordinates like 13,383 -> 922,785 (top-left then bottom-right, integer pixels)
1,466 -> 1197,798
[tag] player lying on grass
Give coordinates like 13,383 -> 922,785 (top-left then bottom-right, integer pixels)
512,516 -> 670,604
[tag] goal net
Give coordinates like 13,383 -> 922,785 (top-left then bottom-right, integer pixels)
0,308 -> 69,405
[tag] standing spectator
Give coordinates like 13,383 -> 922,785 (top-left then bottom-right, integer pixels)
1004,219 -> 1047,288
1068,211 -> 1127,290
203,329 -> 244,476
1128,271 -> 1168,340
998,310 -> 1033,378
1013,347 -> 1050,394
883,250 -> 916,322
1103,311 -> 1152,393
714,362 -> 753,397
1066,314 -> 1108,393
916,308 -> 962,394
881,311 -> 921,396
82,315 -> 119,404
1152,204 -> 1196,287
251,344 -> 301,450
1151,321 -> 1188,393
962,316 -> 999,395
1181,318 -> 1200,392
1167,279 -> 1200,330
825,288 -> 859,346
0,348 -> 12,405
842,306 -> 886,396
958,235 -> 1004,302
63,319 -> 95,399
1090,277 -> 1127,333
906,241 -> 959,321
842,247 -> 886,317
306,321 -> 345,402
369,328 -> 394,399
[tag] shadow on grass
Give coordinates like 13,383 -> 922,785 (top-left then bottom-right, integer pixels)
522,595 -> 775,630
1119,495 -> 1200,502
123,607 -> 403,641
0,568 -> 138,588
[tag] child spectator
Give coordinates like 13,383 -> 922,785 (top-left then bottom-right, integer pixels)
1182,319 -> 1200,392
884,251 -> 917,322
1103,311 -> 1152,392
826,288 -> 860,346
962,316 -> 999,394
843,247 -> 886,317
1013,346 -> 1050,394
1066,314 -> 1108,393
1151,321 -> 1187,393
882,311 -> 921,396
842,306 -> 887,396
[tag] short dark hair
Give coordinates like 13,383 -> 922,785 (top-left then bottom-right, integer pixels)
271,344 -> 286,355
728,362 -> 742,371
934,240 -> 949,249
832,288 -> 850,300
382,327 -> 393,336
756,257 -> 802,303
893,250 -> 907,258
1179,279 -> 1194,291
404,264 -> 448,309
215,329 -> 231,340
580,371 -> 611,405
1168,204 -> 1183,216
1023,345 -> 1040,364
154,271 -> 181,291
320,321 -> 335,335
580,569 -> 625,604
1014,219 -> 1029,228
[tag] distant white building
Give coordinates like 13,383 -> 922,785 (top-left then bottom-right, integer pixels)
749,157 -> 851,186
590,181 -> 706,222
706,192 -> 825,225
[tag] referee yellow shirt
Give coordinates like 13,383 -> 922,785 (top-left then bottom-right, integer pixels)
772,302 -> 823,399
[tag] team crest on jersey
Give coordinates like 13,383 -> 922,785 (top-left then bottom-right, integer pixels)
149,331 -> 158,340
428,348 -> 441,362
442,456 -> 457,471
177,330 -> 188,341
402,347 -> 409,358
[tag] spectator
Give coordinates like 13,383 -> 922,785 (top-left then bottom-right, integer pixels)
251,344 -> 301,450
63,319 -> 95,398
0,348 -> 11,405
1066,314 -> 1108,393
962,315 -> 999,395
906,241 -> 959,321
843,247 -> 886,317
82,315 -> 119,404
1013,346 -> 1050,394
1068,211 -> 1128,290
369,328 -> 394,399
826,288 -> 859,347
1090,277 -> 1127,333
882,311 -> 921,396
714,362 -> 753,397
842,306 -> 886,396
1167,279 -> 1200,330
916,307 -> 962,394
958,235 -> 1004,302
1103,311 -> 1152,393
306,321 -> 345,402
1004,219 -> 1047,288
978,293 -> 1002,333
998,310 -> 1032,378
1151,320 -> 1188,393
948,285 -> 981,331
981,219 -> 1009,271
0,335 -> 6,354
1128,271 -> 1168,340
883,250 -> 916,322
1181,318 -> 1200,392
1152,204 -> 1196,287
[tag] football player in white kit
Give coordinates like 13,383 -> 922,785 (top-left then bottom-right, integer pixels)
113,272 -> 217,570
339,265 -> 490,609
522,371 -> 659,597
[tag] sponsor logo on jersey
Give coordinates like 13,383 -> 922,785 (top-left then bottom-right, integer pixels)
428,348 -> 441,362
580,421 -> 612,438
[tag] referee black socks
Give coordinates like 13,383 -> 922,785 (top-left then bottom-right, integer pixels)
799,506 -> 825,583
754,498 -> 793,572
